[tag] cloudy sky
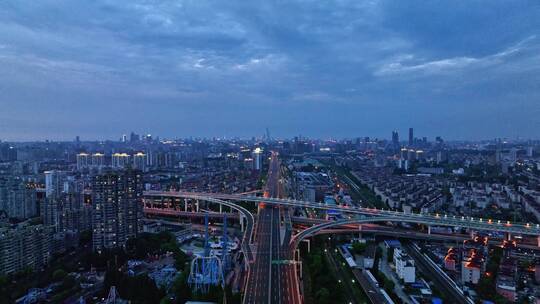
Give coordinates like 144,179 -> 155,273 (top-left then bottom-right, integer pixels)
0,0 -> 539,141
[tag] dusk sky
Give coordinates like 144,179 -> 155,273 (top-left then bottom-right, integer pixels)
0,1 -> 539,141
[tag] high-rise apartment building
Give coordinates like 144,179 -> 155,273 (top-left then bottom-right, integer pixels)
252,148 -> 263,171
0,177 -> 38,220
132,152 -> 147,171
92,153 -> 105,168
0,223 -> 54,275
408,128 -> 414,146
391,130 -> 400,149
92,170 -> 143,252
111,153 -> 130,169
76,153 -> 90,170
44,170 -> 67,198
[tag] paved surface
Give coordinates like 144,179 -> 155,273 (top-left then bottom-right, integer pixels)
351,268 -> 387,304
153,190 -> 540,236
379,244 -> 412,304
404,242 -> 472,304
244,153 -> 300,304
244,206 -> 273,303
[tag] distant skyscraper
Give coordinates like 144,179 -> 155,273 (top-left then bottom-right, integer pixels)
399,148 -> 405,159
132,152 -> 147,171
44,170 -> 67,198
112,153 -> 130,168
392,130 -> 399,148
436,151 -> 447,164
92,170 -> 143,252
509,148 -> 518,163
0,144 -> 17,162
252,147 -> 263,171
495,149 -> 502,164
76,153 -> 90,170
41,196 -> 61,229
130,132 -> 140,143
92,153 -> 105,168
265,128 -> 271,143
407,149 -> 416,161
408,128 -> 414,146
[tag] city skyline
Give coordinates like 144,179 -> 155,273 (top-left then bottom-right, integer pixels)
1,1 -> 539,140
3,2 -> 540,303
1,128 -> 539,143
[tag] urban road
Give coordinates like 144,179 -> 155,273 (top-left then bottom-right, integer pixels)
244,153 -> 300,304
404,242 -> 473,304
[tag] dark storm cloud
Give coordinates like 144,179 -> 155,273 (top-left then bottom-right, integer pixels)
0,0 -> 539,140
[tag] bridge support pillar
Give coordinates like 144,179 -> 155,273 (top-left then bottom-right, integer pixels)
184,199 -> 188,212
219,204 -> 223,214
470,230 -> 476,239
427,226 -> 431,235
303,239 -> 311,253
196,200 -> 200,212
294,249 -> 303,279
240,214 -> 245,232
505,232 -> 512,241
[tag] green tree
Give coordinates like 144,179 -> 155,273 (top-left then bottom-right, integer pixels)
172,272 -> 192,304
61,275 -> 77,291
351,242 -> 367,255
477,276 -> 495,301
314,287 -> 331,304
384,277 -> 395,292
103,269 -> 164,304
53,269 -> 67,282
387,247 -> 395,263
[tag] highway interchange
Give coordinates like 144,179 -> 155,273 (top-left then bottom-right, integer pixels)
143,152 -> 540,304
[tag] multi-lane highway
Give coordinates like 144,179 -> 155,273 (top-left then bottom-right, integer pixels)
244,152 -> 300,304
244,201 -> 273,303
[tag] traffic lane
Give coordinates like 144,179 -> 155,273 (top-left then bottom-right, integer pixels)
245,208 -> 272,303
404,243 -> 470,304
352,269 -> 386,304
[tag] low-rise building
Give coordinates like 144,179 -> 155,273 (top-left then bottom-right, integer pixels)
461,248 -> 484,285
496,257 -> 517,302
461,260 -> 481,285
444,247 -> 459,271
393,248 -> 416,283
